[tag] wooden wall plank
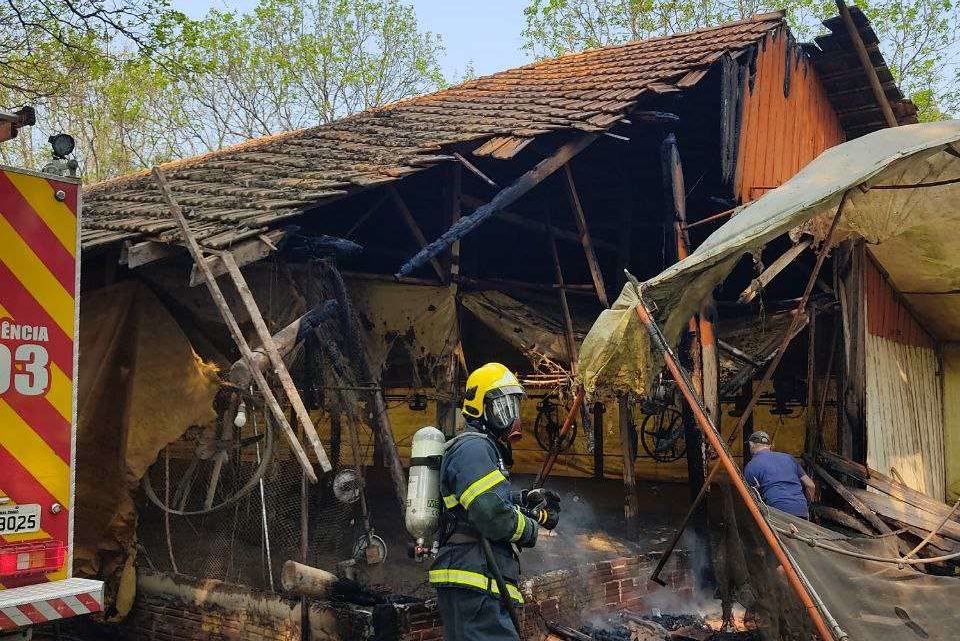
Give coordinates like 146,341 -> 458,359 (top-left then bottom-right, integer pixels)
734,28 -> 845,202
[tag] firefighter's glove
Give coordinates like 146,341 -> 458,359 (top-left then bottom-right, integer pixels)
523,488 -> 561,530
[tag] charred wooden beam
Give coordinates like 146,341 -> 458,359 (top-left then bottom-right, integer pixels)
835,1 -> 898,128
809,461 -> 894,536
397,133 -> 598,277
460,194 -> 617,253
563,164 -> 609,307
738,239 -> 813,304
388,185 -> 446,282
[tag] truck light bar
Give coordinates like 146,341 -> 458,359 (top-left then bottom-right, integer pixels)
0,541 -> 65,577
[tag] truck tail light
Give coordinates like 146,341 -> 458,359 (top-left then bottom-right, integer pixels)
0,541 -> 65,577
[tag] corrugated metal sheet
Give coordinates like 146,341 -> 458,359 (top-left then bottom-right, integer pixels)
734,27 -> 846,203
864,256 -> 944,500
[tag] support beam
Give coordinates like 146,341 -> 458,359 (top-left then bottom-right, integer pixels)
437,164 -> 463,438
123,239 -> 177,268
738,239 -> 813,304
548,220 -> 579,367
835,1 -> 898,128
563,164 -> 609,307
388,185 -> 446,282
151,167 -> 320,483
454,151 -> 497,188
455,275 -> 597,296
220,252 -> 333,474
618,397 -> 639,519
663,133 -> 707,499
398,133 -> 598,277
460,194 -> 617,253
592,403 -> 605,479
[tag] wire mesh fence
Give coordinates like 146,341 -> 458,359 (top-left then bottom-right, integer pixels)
138,419 -> 364,591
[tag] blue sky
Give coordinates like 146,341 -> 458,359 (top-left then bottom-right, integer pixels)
170,0 -> 533,80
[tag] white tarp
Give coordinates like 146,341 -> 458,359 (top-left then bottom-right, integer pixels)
579,120 -> 960,397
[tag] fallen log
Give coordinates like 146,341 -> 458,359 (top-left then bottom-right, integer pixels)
280,560 -> 339,598
229,301 -> 338,388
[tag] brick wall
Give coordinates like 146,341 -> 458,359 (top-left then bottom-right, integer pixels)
398,552 -> 693,641
117,571 -> 366,641
118,553 -> 692,641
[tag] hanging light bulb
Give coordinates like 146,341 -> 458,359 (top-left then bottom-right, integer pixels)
234,399 -> 248,428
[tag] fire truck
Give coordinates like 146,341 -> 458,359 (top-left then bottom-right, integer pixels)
0,109 -> 103,638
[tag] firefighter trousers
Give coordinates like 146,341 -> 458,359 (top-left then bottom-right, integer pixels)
436,586 -> 519,641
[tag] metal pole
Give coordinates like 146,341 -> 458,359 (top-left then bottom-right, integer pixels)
253,409 -> 275,592
633,296 -> 835,641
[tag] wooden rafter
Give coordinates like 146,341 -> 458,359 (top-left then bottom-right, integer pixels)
562,163 -> 609,307
388,185 -> 446,282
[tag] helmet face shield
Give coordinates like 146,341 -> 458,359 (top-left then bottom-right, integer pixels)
484,386 -> 523,437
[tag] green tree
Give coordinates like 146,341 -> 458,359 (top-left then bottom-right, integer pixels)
521,0 -> 959,119
1,0 -> 445,182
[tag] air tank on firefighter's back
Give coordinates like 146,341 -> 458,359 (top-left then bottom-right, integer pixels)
405,426 -> 446,557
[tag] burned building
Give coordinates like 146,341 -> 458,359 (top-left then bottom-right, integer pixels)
64,7 -> 949,641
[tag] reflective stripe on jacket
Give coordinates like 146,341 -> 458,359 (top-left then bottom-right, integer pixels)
428,568 -> 525,604
429,429 -> 534,601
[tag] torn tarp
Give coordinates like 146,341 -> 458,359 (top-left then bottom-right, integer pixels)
578,120 -> 960,397
724,502 -> 960,640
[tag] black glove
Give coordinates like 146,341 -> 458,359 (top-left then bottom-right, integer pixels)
522,488 -> 561,530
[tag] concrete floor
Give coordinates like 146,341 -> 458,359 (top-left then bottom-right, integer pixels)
361,470 -> 695,596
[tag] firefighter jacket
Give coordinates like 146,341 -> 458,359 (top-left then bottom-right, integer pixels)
428,428 -> 538,604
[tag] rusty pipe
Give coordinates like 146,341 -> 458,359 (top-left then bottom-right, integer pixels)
634,297 -> 835,641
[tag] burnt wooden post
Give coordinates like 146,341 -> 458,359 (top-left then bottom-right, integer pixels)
661,134 -> 707,500
437,163 -> 463,437
618,396 -> 639,519
563,164 -> 609,307
592,402 -> 605,479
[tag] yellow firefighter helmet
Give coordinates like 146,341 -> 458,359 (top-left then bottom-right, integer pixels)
461,362 -> 525,426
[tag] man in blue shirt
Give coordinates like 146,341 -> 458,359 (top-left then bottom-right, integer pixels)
743,431 -> 816,518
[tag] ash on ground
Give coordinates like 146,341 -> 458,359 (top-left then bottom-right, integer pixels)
580,611 -> 763,641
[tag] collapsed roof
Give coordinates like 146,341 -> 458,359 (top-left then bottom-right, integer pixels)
81,9 -> 914,253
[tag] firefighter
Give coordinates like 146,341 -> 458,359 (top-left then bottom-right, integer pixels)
429,363 -> 561,640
